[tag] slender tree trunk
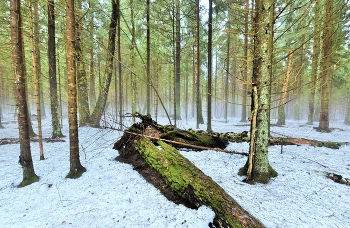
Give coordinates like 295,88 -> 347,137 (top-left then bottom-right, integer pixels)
185,61 -> 189,121
10,0 -> 39,187
239,0 -> 277,184
48,0 -> 63,138
192,45 -> 195,119
89,43 -> 96,109
294,25 -> 305,121
88,3 -> 96,110
207,0 -> 213,132
277,50 -> 294,125
88,0 -> 118,127
0,80 -> 3,128
307,0 -> 321,125
231,34 -> 237,117
146,0 -> 151,116
214,50 -> 217,118
0,86 -> 3,128
196,0 -> 204,128
130,0 -> 136,123
32,0 -> 45,118
175,1 -> 181,121
117,0 -> 123,130
0,107 -> 3,129
240,0 -> 249,122
29,0 -> 44,160
65,0 -> 86,178
318,0 -> 333,131
225,30 -> 230,122
76,0 -> 90,126
345,88 -> 350,125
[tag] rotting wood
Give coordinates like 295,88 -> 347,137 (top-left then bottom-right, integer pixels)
113,114 -> 264,227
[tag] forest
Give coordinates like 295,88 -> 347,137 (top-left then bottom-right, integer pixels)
1,0 -> 350,227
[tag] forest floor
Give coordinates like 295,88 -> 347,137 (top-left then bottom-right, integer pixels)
0,114 -> 349,228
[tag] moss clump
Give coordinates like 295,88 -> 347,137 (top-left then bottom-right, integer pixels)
66,166 -> 87,179
322,141 -> 340,149
238,163 -> 278,184
19,175 -> 39,187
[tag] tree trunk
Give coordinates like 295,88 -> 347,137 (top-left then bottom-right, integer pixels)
239,0 -> 277,184
32,0 -> 45,118
88,0 -> 118,127
318,0 -> 333,132
10,0 -> 39,187
65,0 -> 86,178
117,0 -> 123,129
88,8 -> 96,109
130,0 -> 136,123
174,1 -> 181,122
0,88 -> 3,128
196,0 -> 204,128
240,0 -> 249,123
76,0 -> 90,126
307,0 -> 321,125
225,29 -> 230,122
146,0 -> 151,116
345,88 -> 350,125
48,0 -> 63,138
29,0 -> 44,160
207,0 -> 213,132
277,50 -> 294,125
113,117 -> 263,228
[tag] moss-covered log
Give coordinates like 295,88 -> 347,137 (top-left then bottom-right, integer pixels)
113,115 -> 263,227
138,139 -> 263,227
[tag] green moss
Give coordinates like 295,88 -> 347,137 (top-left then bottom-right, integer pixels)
135,138 -> 262,227
322,141 -> 340,149
66,166 -> 87,179
19,175 -> 39,187
238,163 -> 277,184
238,162 -> 248,176
253,166 -> 278,184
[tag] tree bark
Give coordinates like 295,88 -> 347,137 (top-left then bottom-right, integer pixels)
207,0 -> 213,132
65,0 -> 86,178
130,0 -> 136,123
29,0 -> 44,160
345,88 -> 350,125
88,4 -> 96,109
277,50 -> 294,125
48,0 -> 63,138
239,0 -> 277,184
117,0 -> 123,129
240,0 -> 249,123
146,0 -> 151,116
32,0 -> 45,118
318,0 -> 333,132
225,27 -> 230,122
76,0 -> 90,126
10,0 -> 39,187
174,0 -> 181,121
196,0 -> 204,128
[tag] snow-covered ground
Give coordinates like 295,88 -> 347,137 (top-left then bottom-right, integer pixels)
0,115 -> 349,228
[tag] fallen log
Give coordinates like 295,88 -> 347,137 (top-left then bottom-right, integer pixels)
0,137 -> 65,145
269,137 -> 345,149
113,115 -> 264,227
